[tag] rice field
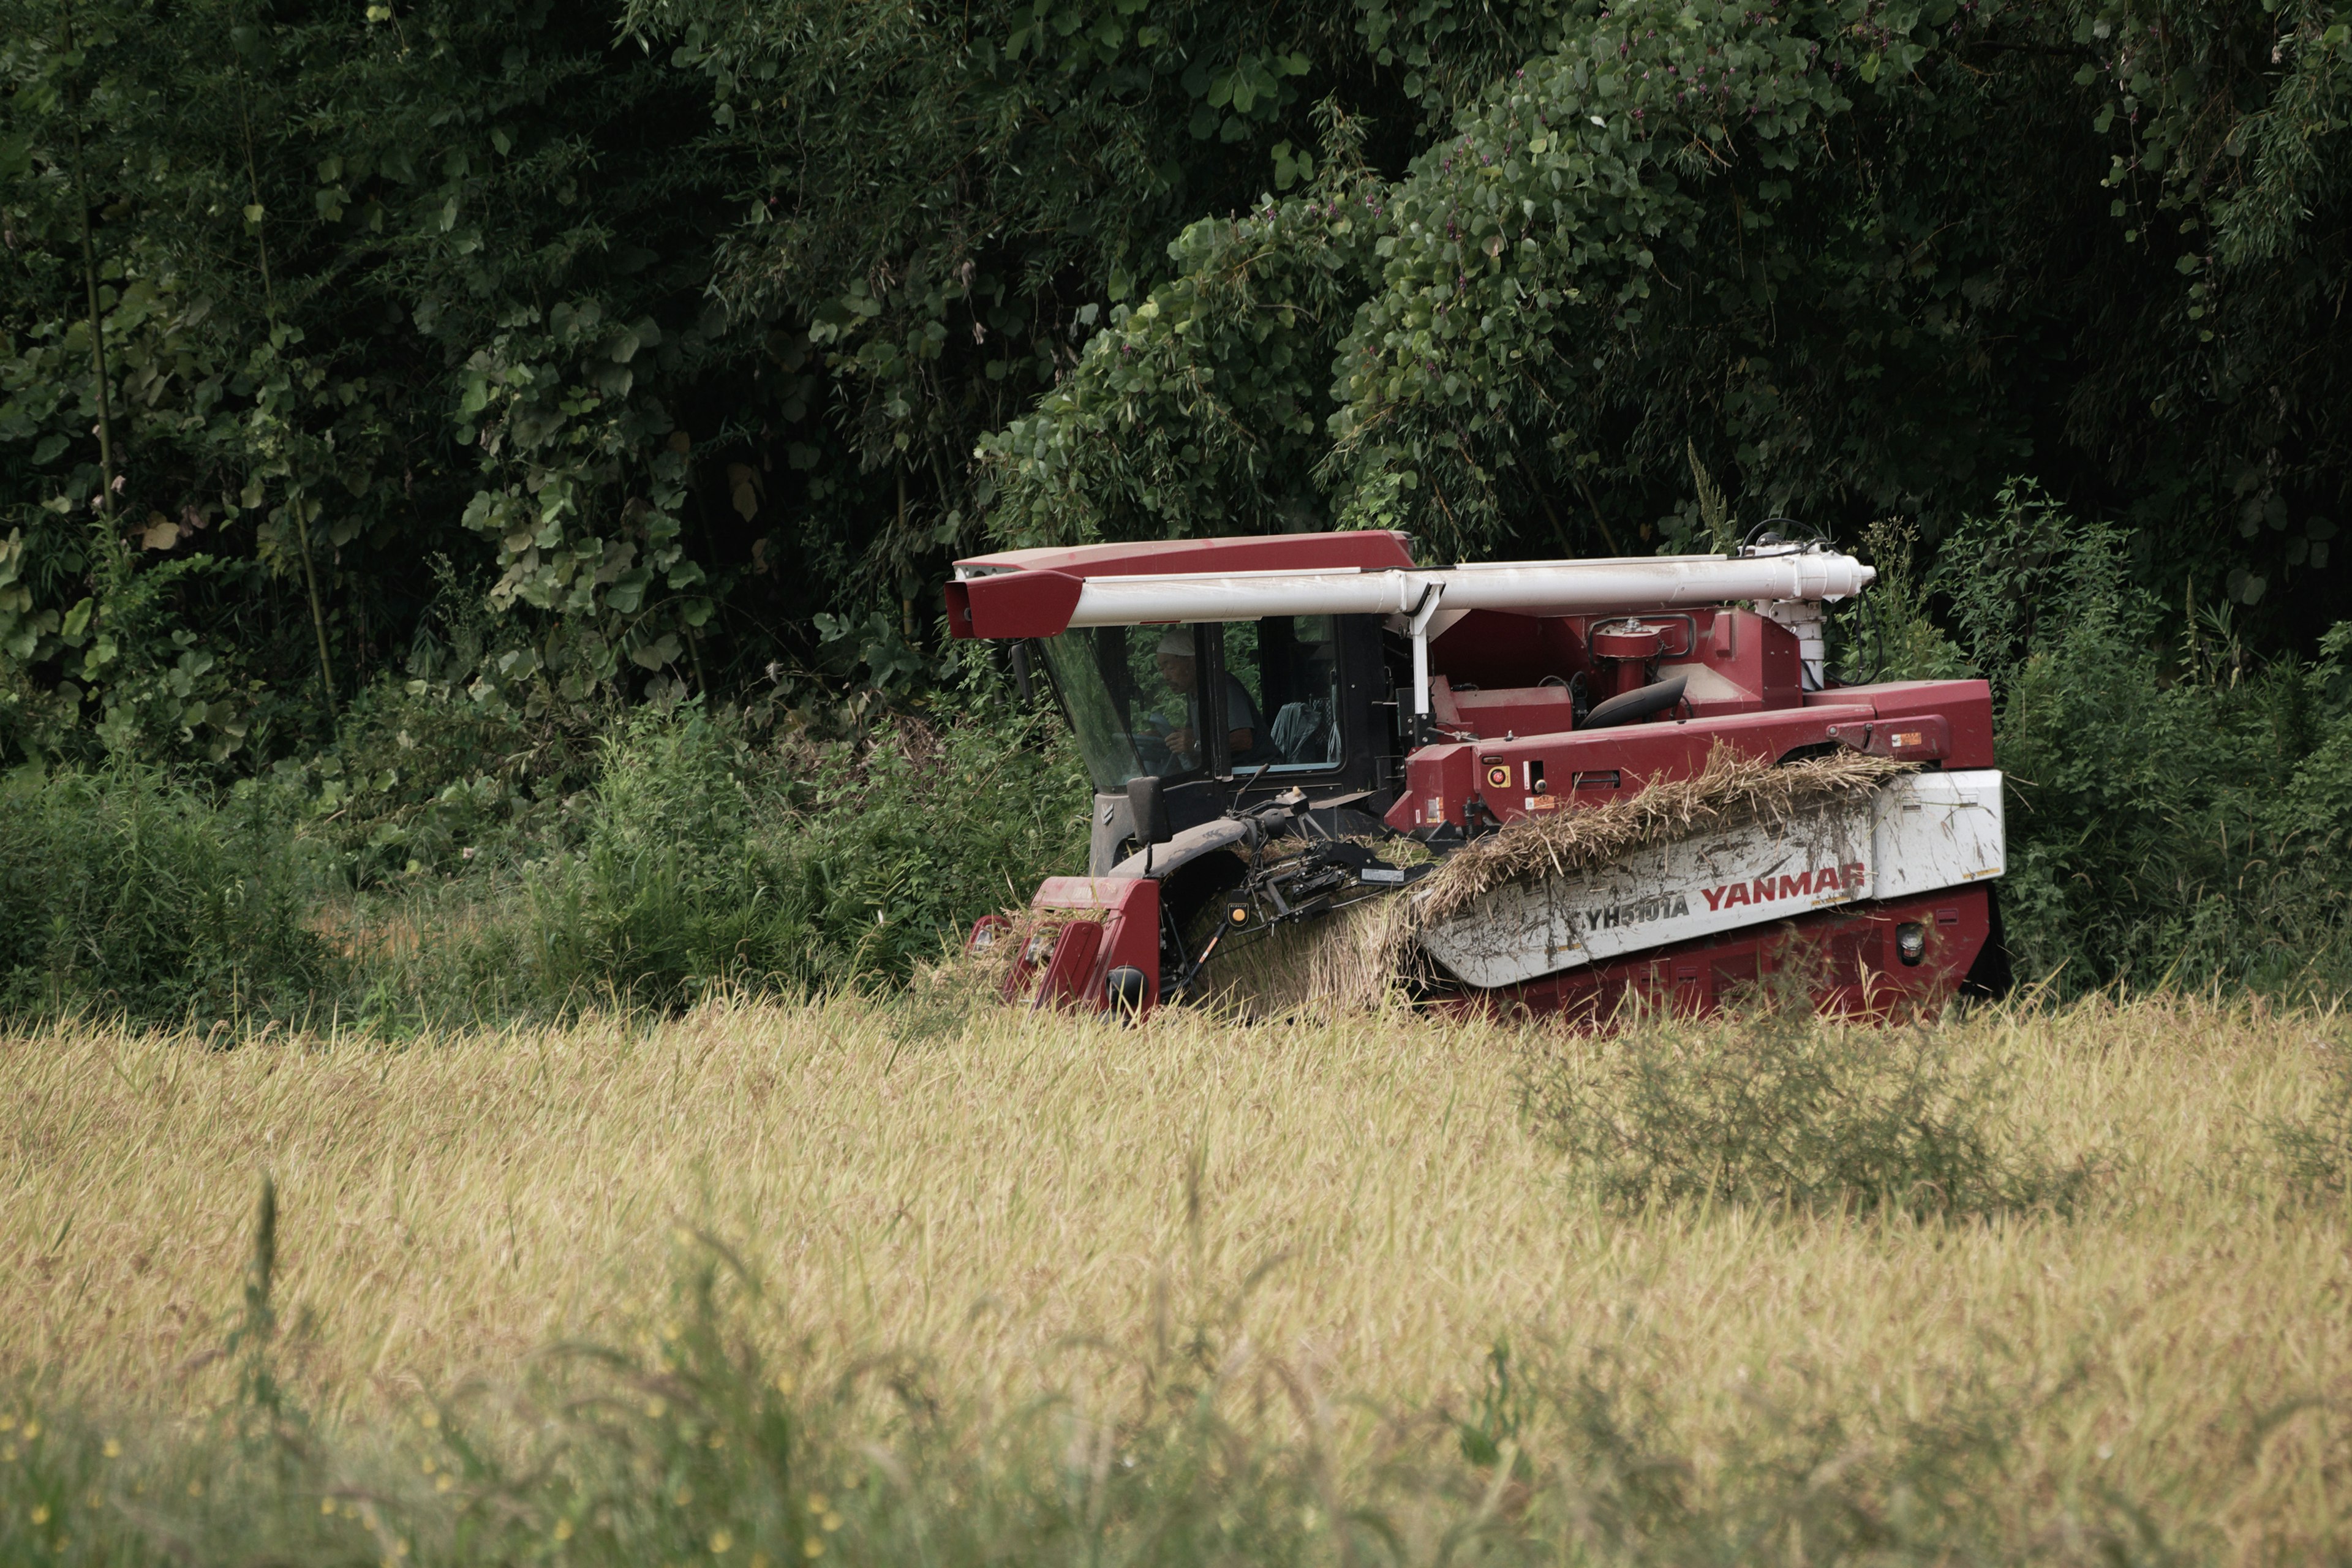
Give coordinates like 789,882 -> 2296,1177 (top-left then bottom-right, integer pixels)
4,992 -> 2350,1562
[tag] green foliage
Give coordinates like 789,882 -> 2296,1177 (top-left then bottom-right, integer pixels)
985,0 -> 2348,636
1,0 -> 2342,775
1836,520 -> 1972,685
978,104 -> 1389,548
0,762 -> 333,1023
1520,978 -> 2093,1218
0,0 -> 739,751
519,699 -> 1089,1007
284,679 -> 597,889
0,687 -> 1087,1027
0,0 -> 1575,767
1945,488 -> 2352,995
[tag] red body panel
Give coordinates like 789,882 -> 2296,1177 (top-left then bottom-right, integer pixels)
1019,876 -> 1161,1012
947,531 -> 1418,639
1448,886 -> 1991,1022
945,570 -> 1085,640
1429,606 -> 1805,718
1385,682 -> 1994,834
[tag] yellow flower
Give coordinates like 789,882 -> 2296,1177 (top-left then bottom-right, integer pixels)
709,1529 -> 733,1555
418,1410 -> 439,1431
187,1480 -> 204,1498
774,1372 -> 796,1396
646,1397 -> 668,1420
29,1504 -> 49,1525
435,1474 -> 454,1493
820,1513 -> 842,1534
554,1518 -> 575,1542
21,1420 -> 39,1441
103,1439 -> 121,1460
674,1484 -> 693,1507
750,1555 -> 771,1568
0,1414 -> 15,1431
323,1499 -> 338,1516
804,1494 -> 827,1515
802,1540 -> 824,1560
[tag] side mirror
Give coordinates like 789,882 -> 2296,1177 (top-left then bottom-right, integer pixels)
1128,775 -> 1172,846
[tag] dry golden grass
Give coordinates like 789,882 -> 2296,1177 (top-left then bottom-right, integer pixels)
4,993 -> 2348,1553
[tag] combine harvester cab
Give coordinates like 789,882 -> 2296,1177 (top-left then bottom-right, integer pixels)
946,530 -> 2003,1020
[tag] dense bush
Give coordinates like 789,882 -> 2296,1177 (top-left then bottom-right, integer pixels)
521,698 -> 1088,1006
1853,484 -> 2352,1000
1949,491 -> 2352,996
3,1 -> 2343,772
1519,978 -> 2092,1218
0,764 -> 334,1023
0,685 -> 1088,1027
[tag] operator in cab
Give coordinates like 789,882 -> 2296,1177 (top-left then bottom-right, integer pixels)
1153,630 -> 1281,772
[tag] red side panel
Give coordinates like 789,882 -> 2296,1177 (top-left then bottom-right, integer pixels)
1452,886 -> 1990,1023
1385,743 -> 1482,832
1428,610 -> 1561,688
1033,922 -> 1104,1011
1027,876 -> 1161,1013
945,570 -> 1087,640
1818,679 -> 1997,768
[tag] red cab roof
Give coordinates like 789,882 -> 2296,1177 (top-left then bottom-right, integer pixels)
946,531 -> 1419,639
954,530 -> 1417,580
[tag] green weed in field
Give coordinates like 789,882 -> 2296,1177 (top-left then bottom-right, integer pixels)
1518,979 -> 2094,1219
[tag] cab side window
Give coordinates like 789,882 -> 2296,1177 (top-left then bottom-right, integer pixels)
1221,617 -> 1343,772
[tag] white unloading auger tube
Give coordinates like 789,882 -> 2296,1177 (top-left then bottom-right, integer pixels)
1057,550 -> 1875,627
1055,548 -> 1875,721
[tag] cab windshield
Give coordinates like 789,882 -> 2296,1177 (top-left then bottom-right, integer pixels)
1035,619 -> 1346,794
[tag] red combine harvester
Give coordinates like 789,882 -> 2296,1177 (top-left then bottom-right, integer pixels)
944,529 -> 2004,1019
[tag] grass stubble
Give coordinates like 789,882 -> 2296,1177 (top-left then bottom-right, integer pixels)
2,989 -> 2350,1562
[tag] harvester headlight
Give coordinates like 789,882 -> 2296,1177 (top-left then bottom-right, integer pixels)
1225,900 -> 1252,928
1896,923 -> 1927,966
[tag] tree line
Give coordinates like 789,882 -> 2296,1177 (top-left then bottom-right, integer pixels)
1,0 -> 2345,768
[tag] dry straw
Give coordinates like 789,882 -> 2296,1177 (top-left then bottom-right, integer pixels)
1414,743 -> 1912,927
918,903 -> 1107,1005
1207,745 -> 1913,1018
6,989 -> 2351,1561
